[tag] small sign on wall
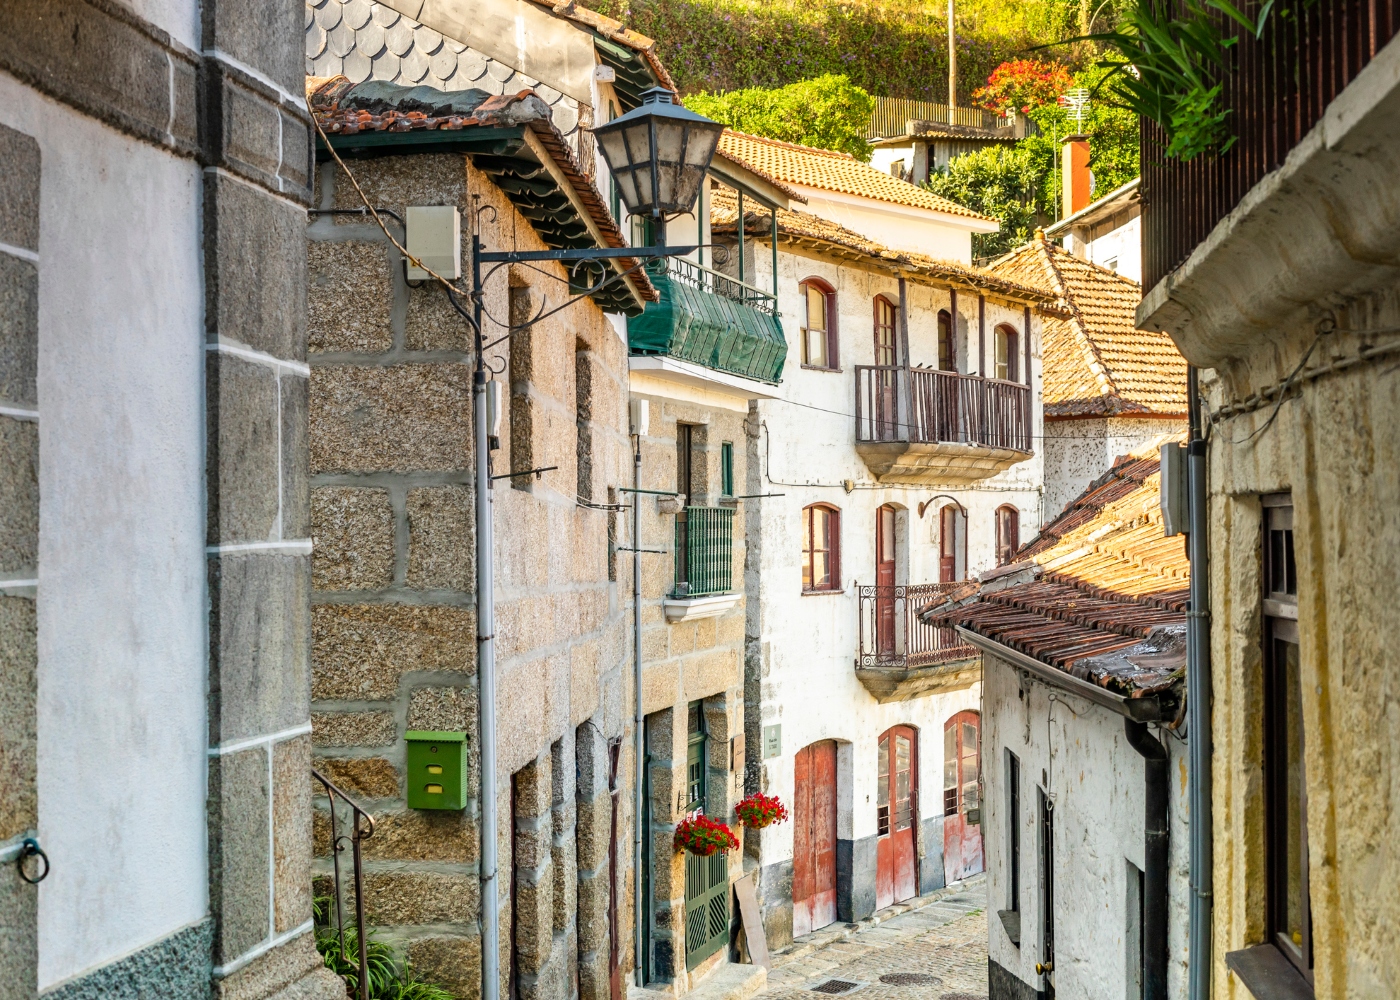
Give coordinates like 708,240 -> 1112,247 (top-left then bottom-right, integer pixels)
763,724 -> 782,759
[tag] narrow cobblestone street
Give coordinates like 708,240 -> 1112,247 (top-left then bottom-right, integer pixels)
762,877 -> 988,1000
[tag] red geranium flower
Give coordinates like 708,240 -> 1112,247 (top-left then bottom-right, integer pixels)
673,814 -> 740,856
735,792 -> 790,829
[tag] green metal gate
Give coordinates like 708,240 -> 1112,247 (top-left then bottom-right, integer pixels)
683,702 -> 730,969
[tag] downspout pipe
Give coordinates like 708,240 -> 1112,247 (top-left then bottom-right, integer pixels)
633,432 -> 645,985
1125,720 -> 1169,1000
1186,366 -> 1214,1000
474,231 -> 501,1000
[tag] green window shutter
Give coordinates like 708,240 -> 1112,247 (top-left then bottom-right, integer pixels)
721,443 -> 734,497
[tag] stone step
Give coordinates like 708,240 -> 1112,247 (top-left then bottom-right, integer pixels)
630,962 -> 767,1000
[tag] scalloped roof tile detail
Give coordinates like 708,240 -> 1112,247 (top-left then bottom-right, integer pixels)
988,236 -> 1188,417
717,131 -> 993,222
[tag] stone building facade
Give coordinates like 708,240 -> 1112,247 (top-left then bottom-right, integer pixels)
0,2 -> 341,998
306,115 -> 642,1000
1137,31 -> 1400,1000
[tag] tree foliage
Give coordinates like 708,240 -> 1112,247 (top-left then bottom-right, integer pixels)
972,59 -> 1073,114
588,0 -> 1084,102
685,75 -> 876,159
926,64 -> 1139,259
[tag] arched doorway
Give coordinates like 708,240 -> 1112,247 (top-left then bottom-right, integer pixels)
793,740 -> 838,937
875,725 -> 918,908
943,710 -> 984,883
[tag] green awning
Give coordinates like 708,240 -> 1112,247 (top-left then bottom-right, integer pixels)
627,270 -> 787,384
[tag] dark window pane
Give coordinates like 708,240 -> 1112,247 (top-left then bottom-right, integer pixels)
1281,637 -> 1306,957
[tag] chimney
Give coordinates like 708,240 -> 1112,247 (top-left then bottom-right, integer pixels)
1061,135 -> 1091,218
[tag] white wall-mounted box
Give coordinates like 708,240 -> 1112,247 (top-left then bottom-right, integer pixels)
406,205 -> 462,280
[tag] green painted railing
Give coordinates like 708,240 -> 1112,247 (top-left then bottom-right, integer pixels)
672,507 -> 735,598
628,257 -> 787,385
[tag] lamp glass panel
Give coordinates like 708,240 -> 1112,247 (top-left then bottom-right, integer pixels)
614,171 -> 639,214
653,120 -> 686,163
632,165 -> 653,213
671,165 -> 704,214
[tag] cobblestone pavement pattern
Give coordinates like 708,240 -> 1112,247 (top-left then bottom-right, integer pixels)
762,875 -> 987,1000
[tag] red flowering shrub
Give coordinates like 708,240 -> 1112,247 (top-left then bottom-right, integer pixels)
734,792 -> 790,829
673,814 -> 740,856
973,59 -> 1073,115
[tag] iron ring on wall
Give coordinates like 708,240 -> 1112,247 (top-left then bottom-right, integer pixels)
16,838 -> 49,884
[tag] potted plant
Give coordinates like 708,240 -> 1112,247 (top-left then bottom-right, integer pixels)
734,792 -> 789,830
673,814 -> 740,856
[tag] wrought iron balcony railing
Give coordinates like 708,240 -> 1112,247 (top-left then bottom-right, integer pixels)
672,506 -> 735,598
855,365 -> 1032,453
856,583 -> 977,669
658,254 -> 779,317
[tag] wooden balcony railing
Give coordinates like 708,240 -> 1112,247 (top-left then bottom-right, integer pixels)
856,583 -> 977,669
855,365 -> 1032,453
1143,0 -> 1400,288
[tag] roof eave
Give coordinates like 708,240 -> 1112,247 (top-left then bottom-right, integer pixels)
1043,177 -> 1141,237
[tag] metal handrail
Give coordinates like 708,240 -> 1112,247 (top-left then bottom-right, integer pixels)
672,506 -> 735,598
655,255 -> 779,316
856,583 -> 976,668
854,365 -> 1032,453
312,768 -> 376,1000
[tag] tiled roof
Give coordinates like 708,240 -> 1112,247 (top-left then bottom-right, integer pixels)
920,454 -> 1188,698
308,76 -> 656,307
717,131 -> 993,222
987,235 -> 1188,417
306,0 -> 584,136
709,186 -> 1061,308
522,0 -> 677,93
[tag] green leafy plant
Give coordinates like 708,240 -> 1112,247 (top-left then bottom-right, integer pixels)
686,75 -> 876,159
313,897 -> 457,1000
1054,0 -> 1283,159
926,143 -> 1044,259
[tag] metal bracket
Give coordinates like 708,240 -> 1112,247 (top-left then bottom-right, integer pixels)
490,465 -> 558,482
617,547 -> 667,554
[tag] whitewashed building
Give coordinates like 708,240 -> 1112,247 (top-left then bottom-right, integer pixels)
1042,178 -> 1141,281
923,456 -> 1190,1000
697,133 -> 1061,950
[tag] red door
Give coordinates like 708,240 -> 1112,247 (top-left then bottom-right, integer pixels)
876,505 -> 896,657
875,726 -> 918,909
942,711 -> 985,883
793,741 -> 838,938
939,507 -> 958,582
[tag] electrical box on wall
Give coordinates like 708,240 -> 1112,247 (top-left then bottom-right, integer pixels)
405,730 -> 468,810
406,206 -> 462,281
1159,443 -> 1187,536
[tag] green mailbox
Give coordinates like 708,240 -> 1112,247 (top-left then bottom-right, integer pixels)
405,730 -> 468,810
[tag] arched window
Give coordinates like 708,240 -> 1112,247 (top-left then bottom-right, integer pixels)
802,504 -> 841,591
937,309 -> 955,371
800,278 -> 838,370
995,505 -> 1020,566
993,325 -> 1019,382
873,295 -> 898,366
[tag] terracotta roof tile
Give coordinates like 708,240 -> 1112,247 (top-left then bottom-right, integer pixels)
524,0 -> 678,93
709,186 -> 1061,307
718,131 -> 993,222
988,236 -> 1188,417
918,457 -> 1188,698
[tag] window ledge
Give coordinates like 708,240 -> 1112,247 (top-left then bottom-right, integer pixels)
800,364 -> 843,373
663,593 -> 741,622
996,909 -> 1021,947
801,588 -> 846,596
1225,944 -> 1313,1000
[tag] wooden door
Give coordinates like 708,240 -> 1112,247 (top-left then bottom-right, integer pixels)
876,505 -> 896,657
875,726 -> 918,909
874,297 -> 898,439
792,741 -> 838,938
939,506 -> 958,583
942,711 -> 985,884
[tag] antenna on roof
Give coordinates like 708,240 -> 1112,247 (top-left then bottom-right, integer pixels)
1059,88 -> 1090,130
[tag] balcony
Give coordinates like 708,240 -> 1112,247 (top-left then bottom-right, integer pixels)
854,366 -> 1032,484
855,583 -> 979,703
664,506 -> 739,623
628,256 -> 787,386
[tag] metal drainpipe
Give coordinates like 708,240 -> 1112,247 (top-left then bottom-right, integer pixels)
474,228 -> 501,1000
1125,720 -> 1169,1000
1186,365 -> 1214,1000
633,432 -> 645,986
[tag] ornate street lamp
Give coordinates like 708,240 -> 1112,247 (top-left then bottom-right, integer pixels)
592,87 -> 725,240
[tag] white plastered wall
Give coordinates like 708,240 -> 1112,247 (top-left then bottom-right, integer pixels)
792,188 -> 993,263
747,241 -> 1046,871
0,73 -> 210,988
1042,417 -> 1184,518
982,653 -> 1189,1000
